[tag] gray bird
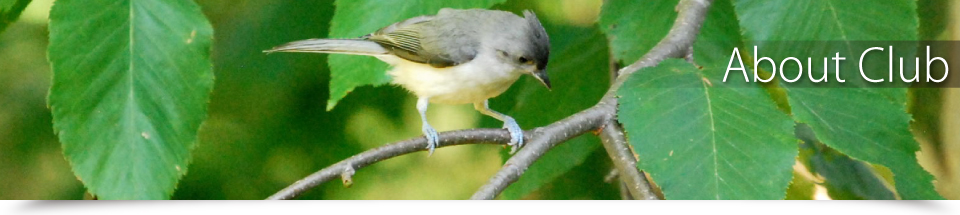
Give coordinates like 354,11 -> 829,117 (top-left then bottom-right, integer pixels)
266,8 -> 551,154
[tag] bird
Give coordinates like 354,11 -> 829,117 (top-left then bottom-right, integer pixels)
265,8 -> 551,155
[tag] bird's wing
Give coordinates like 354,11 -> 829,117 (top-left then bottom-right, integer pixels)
365,14 -> 479,68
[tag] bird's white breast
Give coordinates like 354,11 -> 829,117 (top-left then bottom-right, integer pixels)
377,52 -> 522,104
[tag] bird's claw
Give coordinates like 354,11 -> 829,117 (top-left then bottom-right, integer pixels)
503,118 -> 524,154
423,126 -> 440,156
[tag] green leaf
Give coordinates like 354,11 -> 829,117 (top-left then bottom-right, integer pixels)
618,59 -> 796,199
734,0 -> 943,199
325,0 -> 506,110
494,22 -> 611,200
608,0 -> 796,199
598,0 -> 677,65
48,0 -> 214,199
0,0 -> 30,34
797,124 -> 896,200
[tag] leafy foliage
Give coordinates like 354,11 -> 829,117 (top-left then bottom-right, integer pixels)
609,0 -> 796,200
735,0 -> 942,199
48,0 -> 213,199
606,0 -> 944,200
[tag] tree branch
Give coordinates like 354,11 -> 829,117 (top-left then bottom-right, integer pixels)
470,0 -> 714,200
605,0 -> 714,100
617,0 -> 712,78
470,102 -> 615,199
266,129 -> 517,200
598,119 -> 660,200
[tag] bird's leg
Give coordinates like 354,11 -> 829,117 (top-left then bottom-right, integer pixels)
417,97 -> 440,155
474,100 -> 523,153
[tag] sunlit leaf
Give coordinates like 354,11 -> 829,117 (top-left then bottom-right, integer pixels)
48,0 -> 214,199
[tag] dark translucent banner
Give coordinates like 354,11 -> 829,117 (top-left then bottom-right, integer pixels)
704,41 -> 958,88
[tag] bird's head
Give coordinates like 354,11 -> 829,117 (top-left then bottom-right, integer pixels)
496,10 -> 551,90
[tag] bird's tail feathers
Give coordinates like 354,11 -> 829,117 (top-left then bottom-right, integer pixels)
264,39 -> 388,56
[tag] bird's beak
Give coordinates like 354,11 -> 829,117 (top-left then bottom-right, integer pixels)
533,69 -> 551,90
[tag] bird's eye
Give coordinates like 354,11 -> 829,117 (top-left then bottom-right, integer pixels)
518,56 -> 532,64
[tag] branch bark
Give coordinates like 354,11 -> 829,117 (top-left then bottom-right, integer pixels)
267,129 -> 517,200
616,0 -> 713,79
470,102 -> 615,199
599,120 -> 659,200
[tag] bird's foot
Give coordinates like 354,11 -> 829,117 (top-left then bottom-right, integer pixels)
503,118 -> 524,154
422,125 -> 440,156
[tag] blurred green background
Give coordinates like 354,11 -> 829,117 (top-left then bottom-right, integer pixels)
1,0 -> 958,200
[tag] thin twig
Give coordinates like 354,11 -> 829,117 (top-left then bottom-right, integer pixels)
267,129 -> 517,200
604,168 -> 620,183
598,120 -> 659,200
